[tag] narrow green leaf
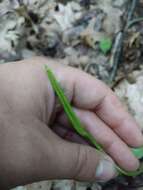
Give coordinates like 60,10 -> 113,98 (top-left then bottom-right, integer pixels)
45,65 -> 102,151
132,147 -> 143,159
45,65 -> 143,177
116,163 -> 143,177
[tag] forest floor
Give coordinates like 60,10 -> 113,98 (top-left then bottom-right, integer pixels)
1,0 -> 143,189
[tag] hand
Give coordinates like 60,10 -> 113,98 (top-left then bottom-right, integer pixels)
0,57 -> 142,189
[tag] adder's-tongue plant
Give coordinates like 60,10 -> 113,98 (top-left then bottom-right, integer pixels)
45,65 -> 143,177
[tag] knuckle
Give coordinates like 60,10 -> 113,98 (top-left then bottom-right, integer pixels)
110,93 -> 123,111
74,145 -> 87,177
104,139 -> 116,154
73,145 -> 97,180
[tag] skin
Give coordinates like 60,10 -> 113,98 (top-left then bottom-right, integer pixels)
0,57 -> 143,189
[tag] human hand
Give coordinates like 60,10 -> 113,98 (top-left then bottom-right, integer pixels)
0,57 -> 142,189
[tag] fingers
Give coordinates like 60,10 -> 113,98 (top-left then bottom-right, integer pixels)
47,125 -> 116,182
19,57 -> 143,148
95,91 -> 143,147
0,112 -> 116,189
44,61 -> 143,148
19,116 -> 116,183
57,139 -> 117,182
53,124 -> 89,145
48,132 -> 117,181
26,117 -> 116,183
57,109 -> 139,171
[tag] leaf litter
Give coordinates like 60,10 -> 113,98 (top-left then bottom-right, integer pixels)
0,0 -> 142,189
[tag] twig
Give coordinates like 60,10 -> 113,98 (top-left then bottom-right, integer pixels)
109,0 -> 138,85
15,5 -> 39,34
127,17 -> 143,29
109,32 -> 123,85
126,0 -> 138,24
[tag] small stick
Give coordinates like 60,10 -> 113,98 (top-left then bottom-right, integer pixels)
109,32 -> 123,85
109,0 -> 138,84
127,17 -> 143,29
126,0 -> 138,24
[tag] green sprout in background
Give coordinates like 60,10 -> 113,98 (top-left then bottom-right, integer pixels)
99,37 -> 112,54
45,65 -> 143,177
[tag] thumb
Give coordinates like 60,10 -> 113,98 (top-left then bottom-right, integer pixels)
55,139 -> 117,182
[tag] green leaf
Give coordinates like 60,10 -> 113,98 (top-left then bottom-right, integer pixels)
132,147 -> 143,159
99,37 -> 112,54
116,163 -> 143,177
45,65 -> 143,177
44,65 -> 102,151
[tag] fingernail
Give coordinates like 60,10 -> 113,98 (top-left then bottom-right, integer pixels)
95,158 -> 117,182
